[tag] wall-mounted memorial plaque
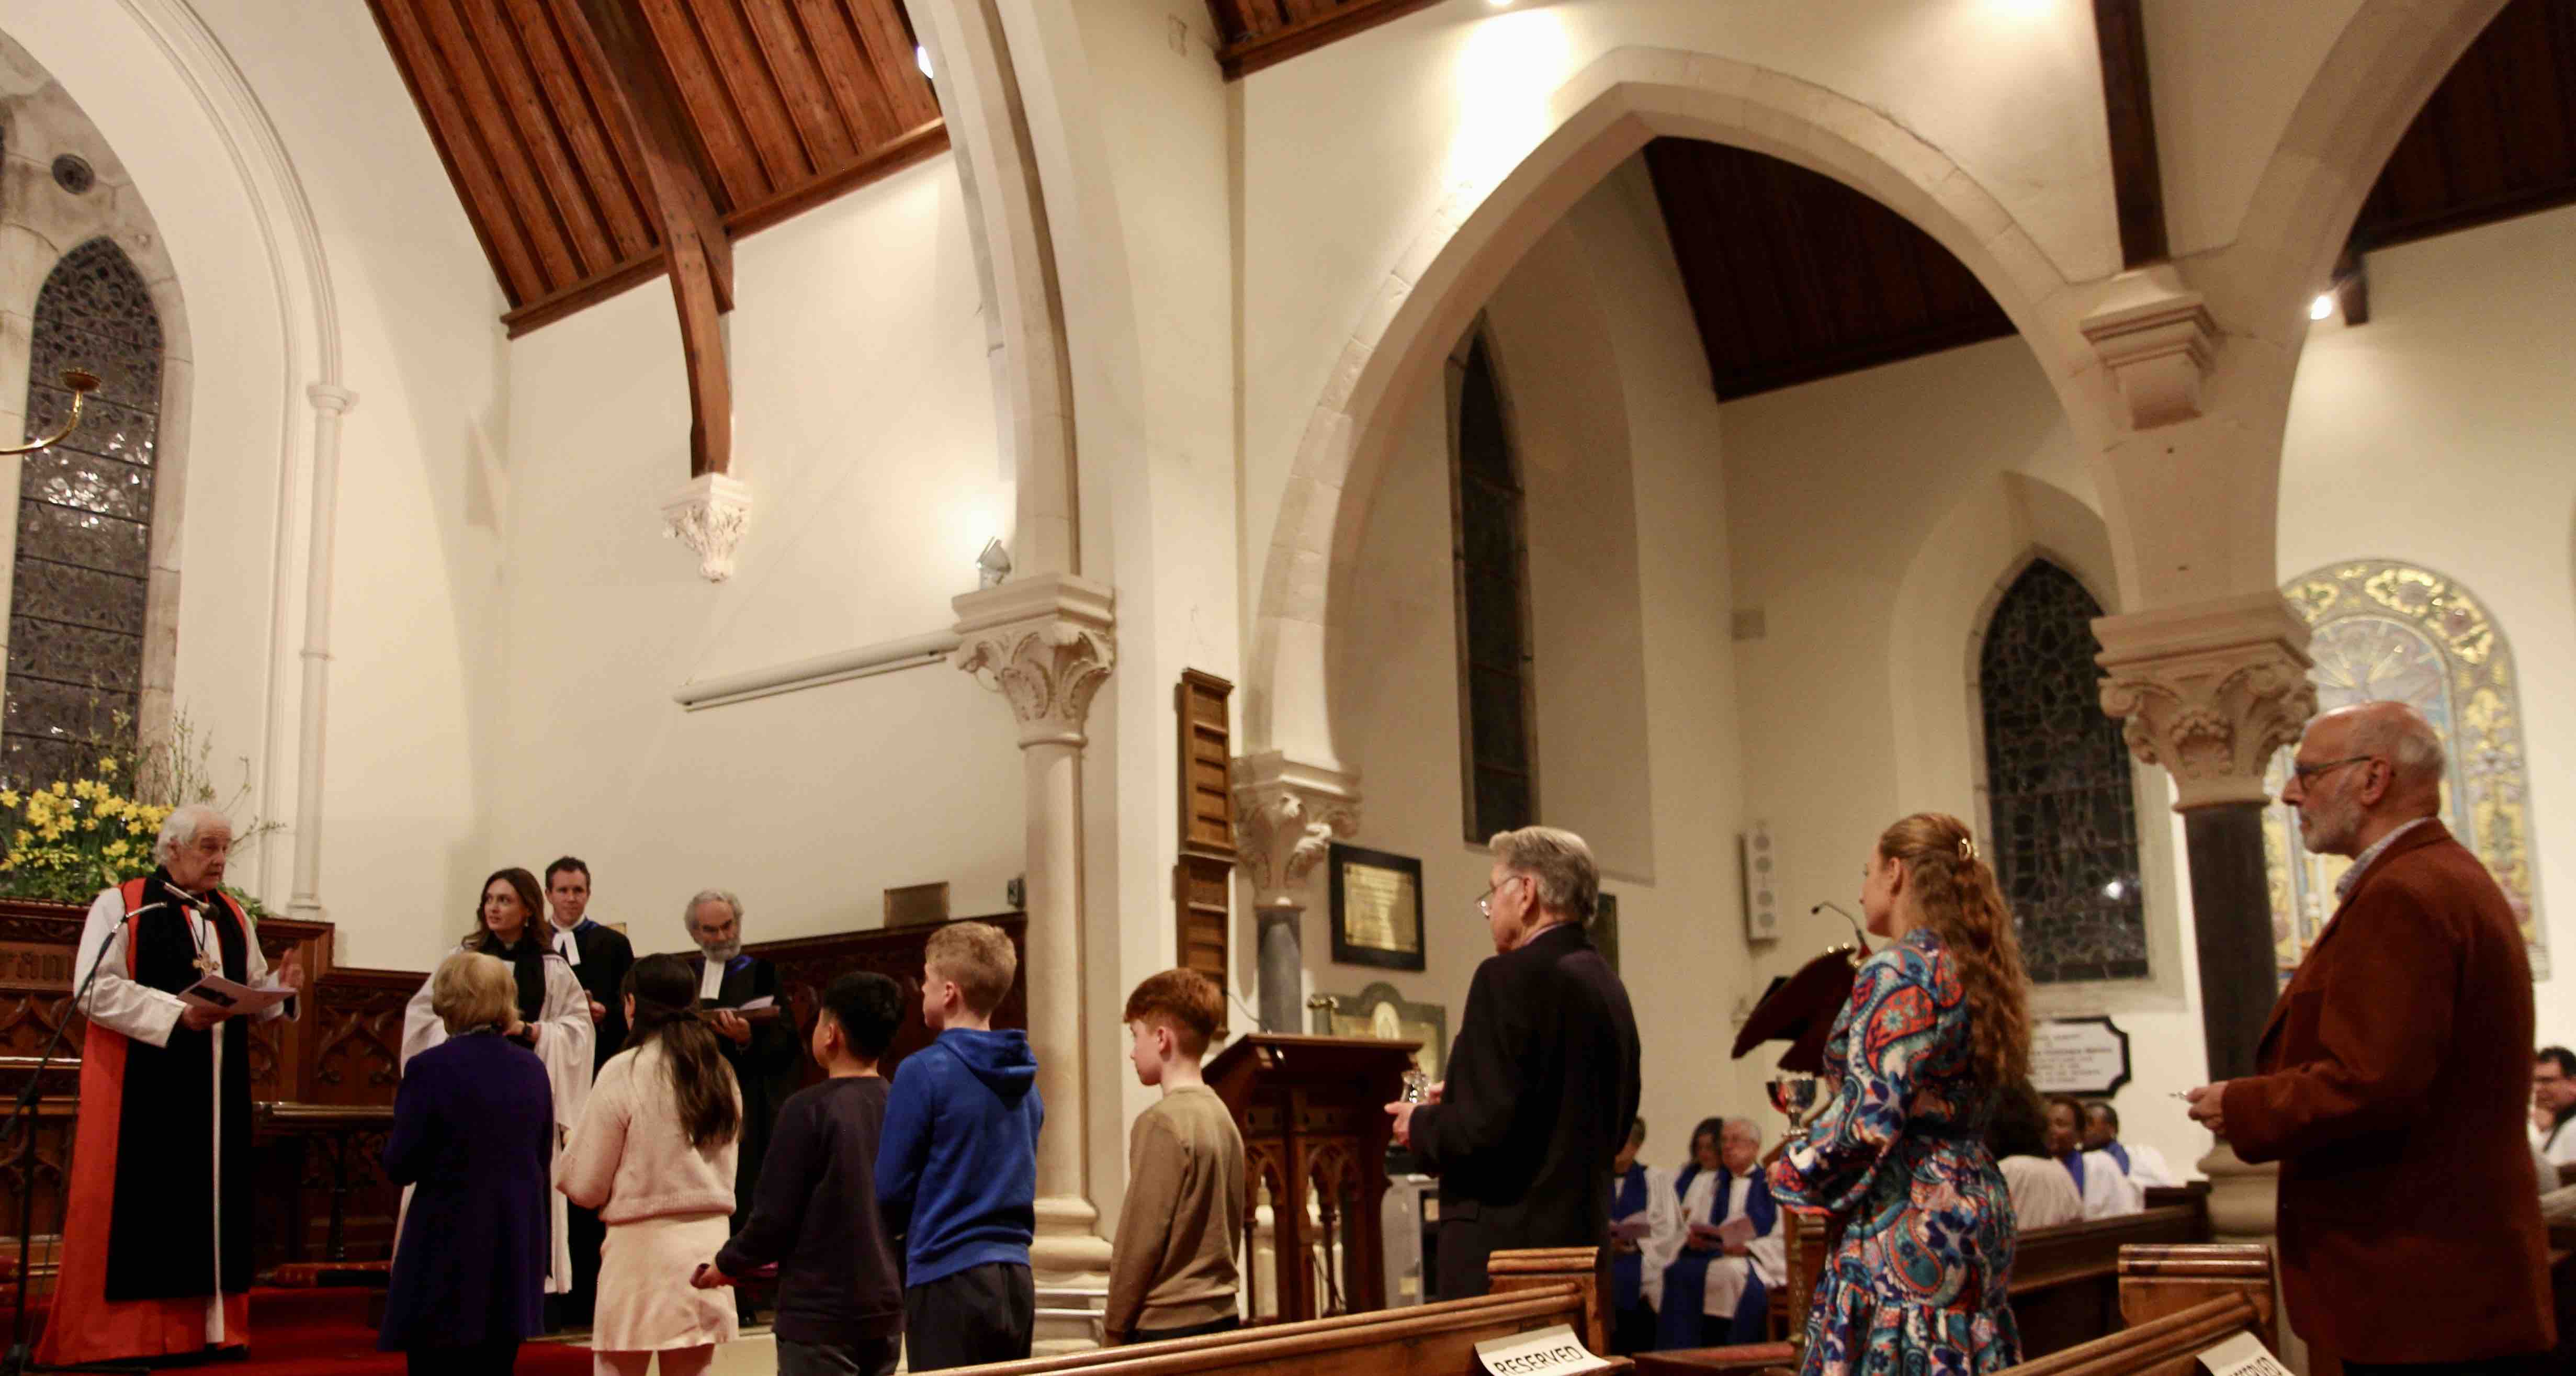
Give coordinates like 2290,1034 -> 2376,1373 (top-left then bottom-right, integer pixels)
1309,980 -> 1448,1079
1329,843 -> 1426,972
2030,1015 -> 2133,1096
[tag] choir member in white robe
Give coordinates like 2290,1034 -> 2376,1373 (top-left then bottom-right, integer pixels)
2535,1047 -> 2576,1187
1643,1119 -> 1785,1349
37,806 -> 301,1367
2082,1102 -> 2177,1188
2046,1095 -> 2142,1220
1607,1119 -> 1680,1354
401,866 -> 593,1293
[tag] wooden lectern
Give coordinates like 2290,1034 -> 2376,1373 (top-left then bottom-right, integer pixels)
1206,1033 -> 1419,1323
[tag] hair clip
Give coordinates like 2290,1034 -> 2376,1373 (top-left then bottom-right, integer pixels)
1958,837 -> 1977,861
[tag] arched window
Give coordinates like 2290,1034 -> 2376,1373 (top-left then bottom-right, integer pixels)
1448,328 -> 1537,840
1977,559 -> 2148,983
2265,560 -> 2547,976
4,238 -> 164,786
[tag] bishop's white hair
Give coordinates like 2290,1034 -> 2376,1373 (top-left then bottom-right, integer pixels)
1722,1116 -> 1765,1149
152,803 -> 232,866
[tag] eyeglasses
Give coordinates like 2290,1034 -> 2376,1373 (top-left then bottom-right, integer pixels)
1474,874 -> 1527,916
2289,755 -> 2378,785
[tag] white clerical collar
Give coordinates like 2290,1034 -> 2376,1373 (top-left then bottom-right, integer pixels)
552,921 -> 582,966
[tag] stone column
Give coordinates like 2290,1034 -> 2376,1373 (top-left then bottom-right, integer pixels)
953,572 -> 1116,1347
2095,593 -> 2316,1248
1233,751 -> 1360,1034
288,382 -> 357,920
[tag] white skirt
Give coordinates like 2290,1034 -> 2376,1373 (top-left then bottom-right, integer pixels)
591,1212 -> 738,1352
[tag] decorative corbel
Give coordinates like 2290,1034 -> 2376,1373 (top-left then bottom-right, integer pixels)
2081,267 -> 2219,430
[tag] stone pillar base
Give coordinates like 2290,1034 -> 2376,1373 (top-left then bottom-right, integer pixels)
1031,1194 -> 1115,1354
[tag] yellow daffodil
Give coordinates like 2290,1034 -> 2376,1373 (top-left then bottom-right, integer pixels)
105,840 -> 129,859
49,782 -> 66,796
0,789 -> 17,808
97,758 -> 117,776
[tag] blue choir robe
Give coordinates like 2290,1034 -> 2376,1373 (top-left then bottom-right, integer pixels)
1645,1165 -> 1781,1349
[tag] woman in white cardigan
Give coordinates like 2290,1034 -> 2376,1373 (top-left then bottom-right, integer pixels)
401,867 -> 594,1294
559,952 -> 742,1376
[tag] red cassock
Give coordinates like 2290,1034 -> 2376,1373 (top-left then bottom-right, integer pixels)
37,876 -> 265,1366
2221,821 -> 2555,1366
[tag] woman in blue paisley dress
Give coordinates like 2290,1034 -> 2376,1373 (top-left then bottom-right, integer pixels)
1768,812 -> 2033,1376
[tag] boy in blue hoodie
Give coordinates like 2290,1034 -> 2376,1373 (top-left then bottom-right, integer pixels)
876,921 -> 1042,1370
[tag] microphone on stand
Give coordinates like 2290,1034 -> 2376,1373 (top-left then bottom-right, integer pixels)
1811,901 -> 1869,954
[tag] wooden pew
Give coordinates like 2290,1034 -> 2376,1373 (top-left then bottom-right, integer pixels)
950,1248 -> 1613,1376
1639,1243 -> 2275,1376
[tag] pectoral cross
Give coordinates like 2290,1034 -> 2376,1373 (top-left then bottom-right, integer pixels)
194,949 -> 222,975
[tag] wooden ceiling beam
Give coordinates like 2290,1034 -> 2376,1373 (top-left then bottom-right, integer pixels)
562,0 -> 737,478
2092,0 -> 2170,268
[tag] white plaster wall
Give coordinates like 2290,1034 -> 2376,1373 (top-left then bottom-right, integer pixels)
0,0 -> 510,970
2280,204 -> 2576,1050
1235,0 -> 2126,695
1332,164 -> 1758,1160
2146,0 -> 2364,258
489,156 -> 1024,974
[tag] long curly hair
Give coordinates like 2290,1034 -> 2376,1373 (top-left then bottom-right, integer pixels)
1878,812 -> 2031,1090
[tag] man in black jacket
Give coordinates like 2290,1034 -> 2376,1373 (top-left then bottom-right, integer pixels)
544,855 -> 632,1329
1388,825 -> 1641,1300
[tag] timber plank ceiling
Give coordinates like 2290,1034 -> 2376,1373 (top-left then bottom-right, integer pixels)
2348,0 -> 2576,254
1643,138 -> 2016,403
369,0 -> 944,334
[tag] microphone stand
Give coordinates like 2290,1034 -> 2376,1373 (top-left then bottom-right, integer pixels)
4,908 -> 151,1375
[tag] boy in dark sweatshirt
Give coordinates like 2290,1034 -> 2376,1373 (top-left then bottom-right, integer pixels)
697,971 -> 908,1376
875,921 -> 1043,1371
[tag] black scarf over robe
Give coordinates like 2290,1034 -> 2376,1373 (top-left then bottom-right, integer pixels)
464,928 -> 550,1027
105,869 -> 254,1301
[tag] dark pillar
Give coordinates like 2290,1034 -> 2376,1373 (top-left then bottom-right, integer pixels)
2185,802 -> 2279,1081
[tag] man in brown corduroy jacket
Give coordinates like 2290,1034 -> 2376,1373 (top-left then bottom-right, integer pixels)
2189,701 -> 2553,1375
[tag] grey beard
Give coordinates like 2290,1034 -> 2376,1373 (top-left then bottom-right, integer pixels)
699,939 -> 742,962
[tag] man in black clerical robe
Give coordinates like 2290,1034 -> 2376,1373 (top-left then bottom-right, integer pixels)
40,805 -> 300,1367
683,889 -> 801,1326
545,856 -> 634,1327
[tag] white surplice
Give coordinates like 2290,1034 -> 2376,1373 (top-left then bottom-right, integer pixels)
71,884 -> 297,1345
2068,1149 -> 2144,1220
1641,1170 -> 1785,1318
400,944 -> 593,1292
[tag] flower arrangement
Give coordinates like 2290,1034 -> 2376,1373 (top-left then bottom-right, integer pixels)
0,755 -> 175,905
0,712 -> 275,914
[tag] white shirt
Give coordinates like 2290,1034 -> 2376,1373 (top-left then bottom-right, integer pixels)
1999,1155 -> 2085,1231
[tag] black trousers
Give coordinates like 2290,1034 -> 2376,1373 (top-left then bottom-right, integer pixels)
1130,1314 -> 1240,1344
403,1334 -> 521,1376
902,1262 -> 1034,1372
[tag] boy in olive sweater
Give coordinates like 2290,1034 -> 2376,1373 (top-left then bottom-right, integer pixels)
1105,970 -> 1245,1345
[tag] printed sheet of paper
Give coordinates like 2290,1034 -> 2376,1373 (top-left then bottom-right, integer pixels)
179,974 -> 295,1016
2197,1332 -> 2290,1376
1476,1325 -> 1612,1376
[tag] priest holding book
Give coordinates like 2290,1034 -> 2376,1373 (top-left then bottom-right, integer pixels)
684,889 -> 801,1327
37,804 -> 302,1367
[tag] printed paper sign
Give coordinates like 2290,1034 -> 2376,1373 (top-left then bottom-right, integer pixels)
1476,1325 -> 1612,1376
2197,1331 -> 2290,1376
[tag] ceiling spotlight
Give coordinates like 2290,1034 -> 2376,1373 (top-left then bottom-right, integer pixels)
1487,0 -> 1516,7
916,44 -> 933,78
2309,292 -> 2335,322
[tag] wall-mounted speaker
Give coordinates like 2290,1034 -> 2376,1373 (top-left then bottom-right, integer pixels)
1741,822 -> 1780,942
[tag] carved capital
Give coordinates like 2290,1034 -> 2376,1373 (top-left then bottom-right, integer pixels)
2082,267 -> 2219,430
662,472 -> 752,581
952,573 -> 1116,748
2095,593 -> 2317,810
1233,751 -> 1360,910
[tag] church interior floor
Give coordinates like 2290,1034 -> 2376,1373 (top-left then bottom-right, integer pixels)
22,1288 -> 782,1374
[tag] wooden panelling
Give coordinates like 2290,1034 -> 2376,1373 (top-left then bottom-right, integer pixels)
1206,0 -> 1447,80
745,912 -> 1029,1091
1643,137 -> 2018,403
369,0 -> 945,330
2350,0 -> 2576,254
1175,670 -> 1236,984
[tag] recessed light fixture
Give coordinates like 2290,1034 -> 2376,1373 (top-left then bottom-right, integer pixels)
2309,292 -> 2335,322
916,44 -> 933,78
1487,0 -> 1516,7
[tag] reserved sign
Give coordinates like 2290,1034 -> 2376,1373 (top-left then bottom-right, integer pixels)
1475,1325 -> 1611,1376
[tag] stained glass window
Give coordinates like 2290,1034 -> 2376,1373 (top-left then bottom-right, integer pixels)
1449,331 -> 1536,840
1978,560 -> 2148,983
2264,561 -> 2546,977
4,238 -> 163,787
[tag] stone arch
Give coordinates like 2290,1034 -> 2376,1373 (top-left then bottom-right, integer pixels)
2225,0 -> 2510,347
1245,46 -> 2115,772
